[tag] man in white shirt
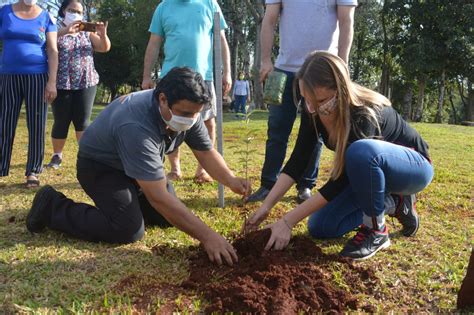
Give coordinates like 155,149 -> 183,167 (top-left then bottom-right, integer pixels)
247,0 -> 357,203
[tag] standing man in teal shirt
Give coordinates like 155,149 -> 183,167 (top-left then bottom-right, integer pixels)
142,0 -> 232,183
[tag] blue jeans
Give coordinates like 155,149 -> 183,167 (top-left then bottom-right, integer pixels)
234,95 -> 247,114
261,69 -> 322,190
308,139 -> 434,238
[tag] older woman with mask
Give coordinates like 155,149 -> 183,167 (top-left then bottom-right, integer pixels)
0,0 -> 58,187
45,0 -> 110,170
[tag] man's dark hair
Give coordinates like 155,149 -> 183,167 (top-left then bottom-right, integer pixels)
155,67 -> 211,109
58,0 -> 83,18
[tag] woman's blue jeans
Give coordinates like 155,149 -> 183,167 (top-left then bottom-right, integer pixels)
308,139 -> 434,238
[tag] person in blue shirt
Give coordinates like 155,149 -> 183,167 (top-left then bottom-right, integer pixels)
141,0 -> 232,184
232,72 -> 251,117
0,0 -> 58,188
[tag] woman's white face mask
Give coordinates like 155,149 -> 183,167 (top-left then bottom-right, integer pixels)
64,12 -> 83,26
23,0 -> 38,6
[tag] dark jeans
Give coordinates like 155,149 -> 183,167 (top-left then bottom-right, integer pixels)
234,95 -> 247,114
261,69 -> 322,190
48,156 -> 172,244
308,140 -> 434,237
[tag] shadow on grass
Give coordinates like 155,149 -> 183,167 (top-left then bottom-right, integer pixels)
0,182 -> 82,199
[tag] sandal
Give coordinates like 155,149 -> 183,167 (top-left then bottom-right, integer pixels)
25,175 -> 40,188
194,172 -> 213,184
166,171 -> 182,181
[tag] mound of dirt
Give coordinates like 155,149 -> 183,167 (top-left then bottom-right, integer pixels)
117,229 -> 378,313
182,229 -> 377,313
458,249 -> 474,309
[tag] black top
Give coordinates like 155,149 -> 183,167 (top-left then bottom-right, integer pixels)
281,105 -> 430,201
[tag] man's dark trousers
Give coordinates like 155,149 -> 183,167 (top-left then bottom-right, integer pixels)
47,156 -> 172,243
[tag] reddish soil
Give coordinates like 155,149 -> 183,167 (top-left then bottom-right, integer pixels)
458,249 -> 474,309
116,229 -> 378,313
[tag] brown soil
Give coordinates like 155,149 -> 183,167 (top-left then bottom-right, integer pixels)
458,248 -> 474,309
116,229 -> 378,313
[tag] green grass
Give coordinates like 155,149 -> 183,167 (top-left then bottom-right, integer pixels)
0,107 -> 473,313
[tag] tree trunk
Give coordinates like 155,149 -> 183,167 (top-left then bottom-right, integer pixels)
402,84 -> 413,121
435,69 -> 446,123
379,1 -> 390,97
110,86 -> 119,101
448,85 -> 457,124
231,35 -> 239,81
253,21 -> 264,109
245,0 -> 265,109
466,80 -> 474,122
352,32 -> 363,82
413,76 -> 425,122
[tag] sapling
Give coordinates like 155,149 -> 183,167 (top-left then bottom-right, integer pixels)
230,107 -> 257,232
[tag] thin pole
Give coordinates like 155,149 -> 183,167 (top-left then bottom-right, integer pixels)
213,12 -> 225,208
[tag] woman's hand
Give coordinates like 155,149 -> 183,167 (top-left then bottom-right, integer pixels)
242,205 -> 271,234
61,21 -> 81,36
264,218 -> 293,251
95,21 -> 108,38
44,80 -> 57,103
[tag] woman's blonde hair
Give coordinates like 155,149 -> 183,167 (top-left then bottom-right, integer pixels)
296,51 -> 391,179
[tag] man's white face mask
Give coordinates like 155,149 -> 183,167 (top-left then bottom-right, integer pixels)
160,106 -> 198,132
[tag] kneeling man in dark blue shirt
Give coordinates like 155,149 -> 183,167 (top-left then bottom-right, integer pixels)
27,67 -> 250,266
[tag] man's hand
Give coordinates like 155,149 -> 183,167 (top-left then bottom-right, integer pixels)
264,218 -> 292,251
223,71 -> 232,96
141,76 -> 156,90
45,80 -> 57,103
228,177 -> 251,197
201,231 -> 238,266
242,205 -> 270,234
260,59 -> 274,83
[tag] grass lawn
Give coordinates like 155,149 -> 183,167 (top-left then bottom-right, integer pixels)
0,107 -> 473,313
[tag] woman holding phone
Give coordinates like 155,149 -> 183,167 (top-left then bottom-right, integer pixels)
0,0 -> 58,187
46,0 -> 110,169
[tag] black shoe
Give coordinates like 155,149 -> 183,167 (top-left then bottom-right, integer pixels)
246,186 -> 270,203
340,225 -> 390,260
27,185 -> 56,233
296,187 -> 312,204
390,194 -> 419,237
46,155 -> 62,169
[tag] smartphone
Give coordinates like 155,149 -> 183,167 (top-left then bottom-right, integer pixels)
79,22 -> 98,32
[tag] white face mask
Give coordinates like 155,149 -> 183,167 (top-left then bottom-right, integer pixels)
160,107 -> 198,132
23,0 -> 37,6
64,12 -> 83,26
